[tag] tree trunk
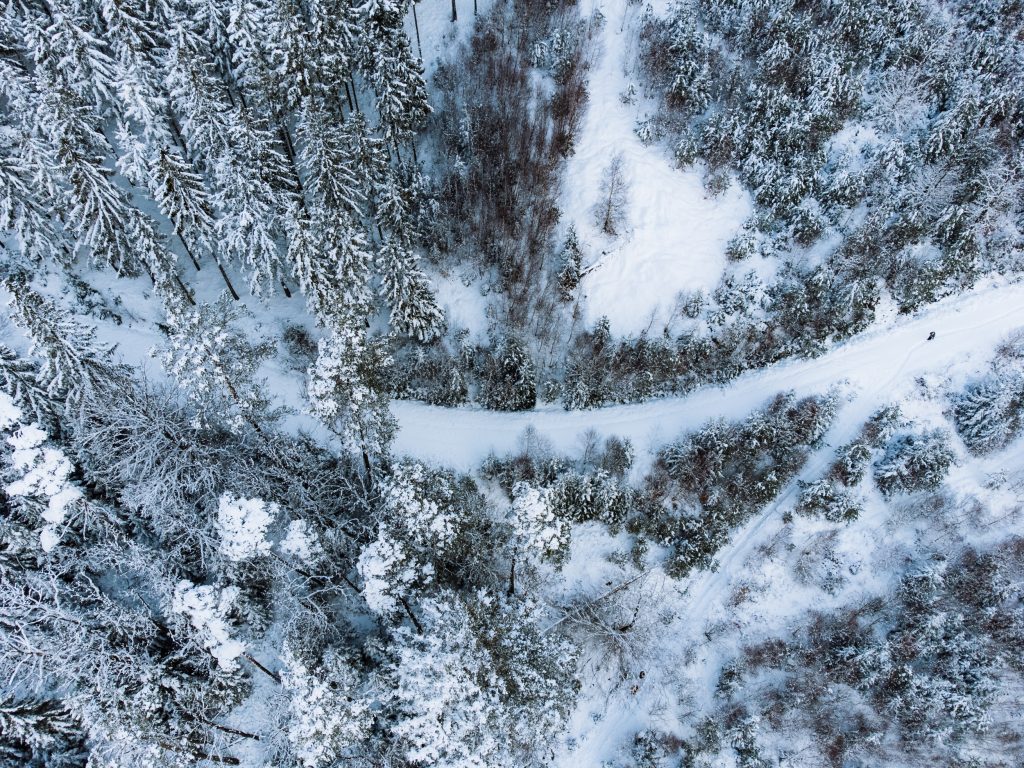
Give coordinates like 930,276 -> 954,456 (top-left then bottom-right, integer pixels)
412,2 -> 423,58
214,258 -> 241,301
400,595 -> 424,633
349,76 -> 360,112
177,231 -> 202,271
242,652 -> 281,683
451,0 -> 457,22
175,275 -> 197,306
200,719 -> 261,742
165,108 -> 190,156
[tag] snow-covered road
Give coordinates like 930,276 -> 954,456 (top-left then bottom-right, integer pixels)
393,280 -> 1024,469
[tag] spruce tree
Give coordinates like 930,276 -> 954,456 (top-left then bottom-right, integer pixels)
953,370 -> 1023,454
376,237 -> 444,342
4,278 -> 126,410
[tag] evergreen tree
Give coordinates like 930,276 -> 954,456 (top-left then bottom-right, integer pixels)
280,645 -> 371,767
4,278 -> 126,410
297,100 -> 364,215
305,0 -> 360,105
357,462 -> 466,620
161,296 -> 273,432
953,369 -> 1024,453
308,320 -> 395,460
0,695 -> 86,768
164,22 -> 234,161
383,589 -> 577,767
376,237 -> 444,342
365,26 -> 430,150
0,345 -> 59,430
42,89 -> 138,273
874,428 -> 956,496
509,481 -> 570,565
481,336 -> 537,412
286,207 -> 339,321
557,226 -> 583,301
212,108 -> 295,294
149,146 -> 215,263
100,0 -> 173,143
0,137 -> 70,267
28,2 -> 117,109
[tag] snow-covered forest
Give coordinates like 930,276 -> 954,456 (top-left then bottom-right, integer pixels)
2,0 -> 1024,764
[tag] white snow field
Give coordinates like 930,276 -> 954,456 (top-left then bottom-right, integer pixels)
561,0 -> 752,336
393,278 -> 1024,470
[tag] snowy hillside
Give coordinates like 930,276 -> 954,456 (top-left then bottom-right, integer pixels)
2,0 -> 1024,766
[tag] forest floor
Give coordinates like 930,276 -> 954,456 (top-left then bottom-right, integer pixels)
393,258 -> 1024,766
390,3 -> 1024,762
557,0 -> 753,337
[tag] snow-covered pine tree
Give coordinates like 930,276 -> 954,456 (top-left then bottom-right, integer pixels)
363,19 -> 430,153
357,462 -> 464,622
305,0 -> 361,106
226,0 -> 278,111
126,207 -> 196,312
162,296 -> 273,432
308,319 -> 395,466
212,106 -> 295,294
149,147 -> 213,264
481,336 -> 537,411
376,236 -> 444,342
0,135 -> 70,267
874,428 -> 956,496
25,0 -> 117,110
385,591 -> 500,765
266,0 -> 315,115
383,589 -> 577,767
953,369 -> 1024,453
332,111 -> 392,222
0,345 -> 59,430
4,278 -> 126,410
164,21 -> 235,162
280,645 -> 371,768
509,481 -> 570,565
557,225 -> 583,301
0,694 -> 86,768
297,99 -> 365,216
41,89 -> 138,274
99,0 -> 174,144
287,207 -> 339,321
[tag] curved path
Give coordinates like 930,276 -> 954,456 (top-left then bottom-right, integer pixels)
393,280 -> 1024,470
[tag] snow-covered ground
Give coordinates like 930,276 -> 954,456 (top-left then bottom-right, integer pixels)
534,286 -> 1024,767
393,278 -> 1024,470
404,0 -> 494,74
561,0 -> 751,336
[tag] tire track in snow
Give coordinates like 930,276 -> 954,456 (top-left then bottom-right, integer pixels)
678,282 -> 1024,684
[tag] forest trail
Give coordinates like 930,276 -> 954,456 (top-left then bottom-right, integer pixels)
392,279 -> 1024,470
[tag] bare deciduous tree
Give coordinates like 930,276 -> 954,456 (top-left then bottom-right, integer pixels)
596,152 -> 629,236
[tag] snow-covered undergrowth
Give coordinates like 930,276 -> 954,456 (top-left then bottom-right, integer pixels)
3,0 -> 1024,764
509,327 -> 1024,767
561,0 -> 752,336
